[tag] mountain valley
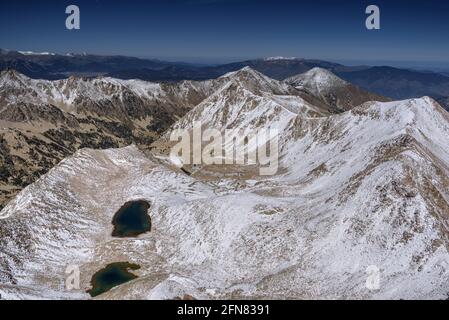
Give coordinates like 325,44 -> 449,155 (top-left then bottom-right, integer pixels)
0,66 -> 448,299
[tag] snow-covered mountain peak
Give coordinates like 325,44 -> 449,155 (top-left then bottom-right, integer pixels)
220,66 -> 293,95
287,67 -> 347,89
285,67 -> 389,112
220,66 -> 263,79
0,68 -> 29,83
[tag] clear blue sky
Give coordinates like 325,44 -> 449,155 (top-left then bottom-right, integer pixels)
1,0 -> 449,66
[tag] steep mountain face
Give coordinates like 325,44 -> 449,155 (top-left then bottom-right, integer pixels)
0,69 -> 221,118
164,67 -> 332,138
285,68 -> 390,112
151,67 -> 333,174
0,64 -> 448,299
0,69 -> 228,209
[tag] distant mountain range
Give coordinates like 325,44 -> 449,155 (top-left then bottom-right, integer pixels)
1,49 -> 449,110
0,49 -> 179,79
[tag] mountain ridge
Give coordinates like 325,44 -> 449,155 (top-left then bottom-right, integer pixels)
1,95 -> 448,299
2,49 -> 448,110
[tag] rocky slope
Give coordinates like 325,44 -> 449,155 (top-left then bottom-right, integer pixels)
0,67 -> 355,209
151,67 -> 334,175
0,65 -> 448,299
0,69 -> 230,209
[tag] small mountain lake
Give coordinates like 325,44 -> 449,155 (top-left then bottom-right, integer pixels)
112,200 -> 151,237
87,262 -> 141,297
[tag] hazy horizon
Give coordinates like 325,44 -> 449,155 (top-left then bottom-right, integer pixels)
1,0 -> 449,68
4,47 -> 449,72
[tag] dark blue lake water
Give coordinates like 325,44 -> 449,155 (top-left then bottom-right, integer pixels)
111,200 -> 151,237
87,262 -> 140,297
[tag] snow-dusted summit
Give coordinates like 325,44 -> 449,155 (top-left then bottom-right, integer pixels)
285,67 -> 390,112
